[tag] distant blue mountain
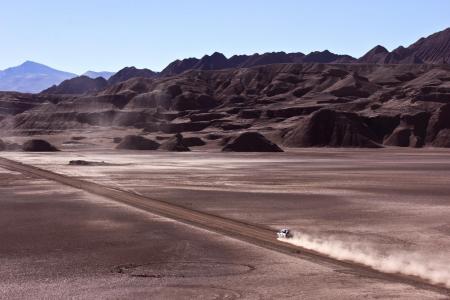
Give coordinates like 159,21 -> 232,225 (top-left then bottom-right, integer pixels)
0,61 -> 77,93
82,70 -> 115,80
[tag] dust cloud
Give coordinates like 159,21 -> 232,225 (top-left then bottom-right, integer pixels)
279,231 -> 450,288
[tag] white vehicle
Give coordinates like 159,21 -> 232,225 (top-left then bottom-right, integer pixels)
277,228 -> 291,239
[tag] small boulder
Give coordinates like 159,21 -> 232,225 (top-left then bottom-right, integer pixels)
116,135 -> 160,150
0,139 -> 5,151
22,139 -> 59,152
159,134 -> 190,152
69,160 -> 108,166
222,132 -> 283,152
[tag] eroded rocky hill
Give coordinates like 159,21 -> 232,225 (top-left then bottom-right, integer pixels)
1,63 -> 449,149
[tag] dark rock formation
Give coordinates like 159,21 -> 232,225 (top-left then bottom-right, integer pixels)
108,67 -> 157,85
283,109 -> 382,148
68,160 -> 109,166
22,139 -> 59,152
384,113 -> 429,147
113,137 -> 122,144
426,104 -> 450,143
358,27 -> 450,64
116,135 -> 160,150
302,50 -> 356,63
160,50 -> 355,77
182,137 -> 206,147
408,27 -> 450,64
159,133 -> 190,151
42,76 -> 108,94
0,139 -> 5,151
324,72 -> 379,98
358,45 -> 389,64
432,129 -> 450,147
222,132 -> 283,152
5,143 -> 21,151
2,53 -> 450,149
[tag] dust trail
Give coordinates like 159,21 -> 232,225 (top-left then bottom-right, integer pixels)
279,231 -> 450,288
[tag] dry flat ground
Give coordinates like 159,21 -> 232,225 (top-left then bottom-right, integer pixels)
1,149 -> 450,298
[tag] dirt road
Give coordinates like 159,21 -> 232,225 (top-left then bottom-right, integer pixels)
0,156 -> 448,295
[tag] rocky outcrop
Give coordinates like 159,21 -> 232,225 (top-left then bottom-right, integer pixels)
182,137 -> 206,147
358,27 -> 450,64
358,45 -> 389,64
302,50 -> 356,63
384,113 -> 430,147
108,67 -> 157,85
116,135 -> 160,150
426,104 -> 450,142
159,133 -> 190,151
42,76 -> 108,94
1,62 -> 450,148
432,129 -> 450,147
22,139 -> 59,152
407,27 -> 450,64
222,132 -> 283,152
324,72 -> 379,98
160,51 -> 355,77
283,109 -> 382,148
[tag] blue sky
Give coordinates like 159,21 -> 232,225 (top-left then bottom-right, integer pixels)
1,0 -> 449,74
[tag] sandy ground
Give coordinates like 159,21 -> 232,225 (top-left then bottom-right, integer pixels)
1,167 -> 444,299
1,148 -> 450,298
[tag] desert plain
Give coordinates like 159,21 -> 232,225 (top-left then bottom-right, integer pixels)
1,142 -> 450,299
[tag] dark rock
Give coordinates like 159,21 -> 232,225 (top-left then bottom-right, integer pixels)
384,113 -> 430,147
384,127 -> 419,147
266,106 -> 321,119
42,76 -> 108,95
108,67 -> 157,85
182,137 -> 206,147
22,139 -> 59,152
220,123 -> 252,131
292,87 -> 313,98
238,109 -> 261,119
222,132 -> 283,152
205,133 -> 222,140
159,133 -> 190,151
69,160 -> 109,166
172,93 -> 219,111
283,109 -> 382,148
159,121 -> 210,133
113,137 -> 122,144
155,135 -> 169,140
5,143 -> 22,151
426,104 -> 450,142
432,129 -> 450,147
302,50 -> 356,63
0,139 -> 5,151
358,45 -> 389,64
72,136 -> 86,140
116,135 -> 160,150
363,115 -> 400,143
325,73 -> 378,98
190,112 -> 227,122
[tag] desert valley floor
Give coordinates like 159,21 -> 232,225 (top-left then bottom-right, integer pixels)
1,148 -> 450,299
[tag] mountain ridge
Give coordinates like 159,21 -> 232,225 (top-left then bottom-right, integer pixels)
1,27 -> 449,93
